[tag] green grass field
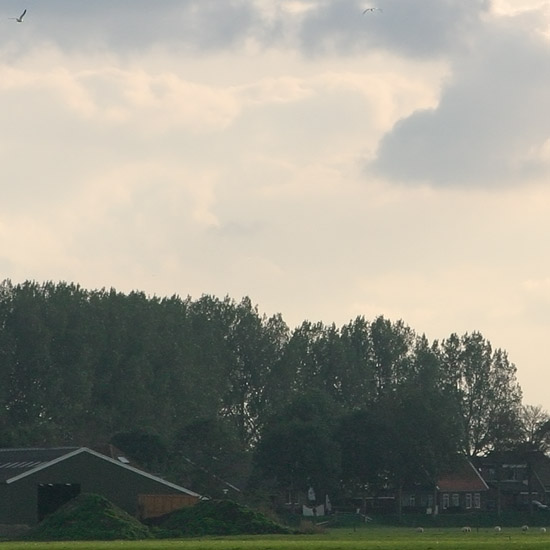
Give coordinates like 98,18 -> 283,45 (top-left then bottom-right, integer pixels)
2,526 -> 550,550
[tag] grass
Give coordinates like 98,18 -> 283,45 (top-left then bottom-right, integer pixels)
3,526 -> 550,550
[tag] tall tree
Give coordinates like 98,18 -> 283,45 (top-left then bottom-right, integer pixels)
338,336 -> 463,518
254,391 -> 341,503
439,332 -> 522,456
369,316 -> 416,400
221,297 -> 289,445
517,404 -> 550,452
171,417 -> 248,497
3,281 -> 54,440
337,407 -> 395,500
338,316 -> 377,409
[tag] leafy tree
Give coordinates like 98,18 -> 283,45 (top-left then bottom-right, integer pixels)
516,404 -> 550,452
338,316 -> 377,409
110,429 -> 168,471
283,320 -> 327,395
257,314 -> 294,421
389,360 -> 463,517
438,332 -> 522,456
337,407 -> 395,498
0,278 -> 529,504
221,297 -> 289,445
369,316 -> 416,400
338,335 -> 463,517
172,417 -> 249,497
253,391 -> 341,503
3,281 -> 54,433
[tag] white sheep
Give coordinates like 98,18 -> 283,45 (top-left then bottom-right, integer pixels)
541,527 -> 547,533
416,527 -> 424,533
462,526 -> 471,533
521,525 -> 529,532
494,526 -> 502,532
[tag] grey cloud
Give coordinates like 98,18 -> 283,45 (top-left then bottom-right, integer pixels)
15,0 -> 256,52
298,0 -> 490,58
370,22 -> 550,186
7,0 -> 489,57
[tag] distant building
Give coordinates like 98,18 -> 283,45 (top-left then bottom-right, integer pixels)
400,458 -> 489,514
475,450 -> 550,512
0,446 -> 201,525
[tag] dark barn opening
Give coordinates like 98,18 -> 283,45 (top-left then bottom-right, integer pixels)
37,483 -> 81,521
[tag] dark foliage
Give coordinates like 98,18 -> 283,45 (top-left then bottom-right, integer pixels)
0,279 -> 526,502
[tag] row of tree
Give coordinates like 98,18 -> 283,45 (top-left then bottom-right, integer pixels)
0,280 -> 546,501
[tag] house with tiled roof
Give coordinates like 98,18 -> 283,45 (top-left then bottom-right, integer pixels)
0,447 -> 201,526
401,458 -> 489,514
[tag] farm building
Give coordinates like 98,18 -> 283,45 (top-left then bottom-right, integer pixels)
400,458 -> 489,514
475,450 -> 550,512
0,446 -> 201,526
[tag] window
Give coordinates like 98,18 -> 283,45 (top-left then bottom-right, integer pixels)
442,494 -> 449,509
427,494 -> 433,507
452,494 -> 460,507
474,493 -> 481,509
465,493 -> 472,509
503,464 -> 527,481
409,495 -> 416,507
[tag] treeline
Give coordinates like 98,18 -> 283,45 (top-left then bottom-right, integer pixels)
0,280 -> 535,502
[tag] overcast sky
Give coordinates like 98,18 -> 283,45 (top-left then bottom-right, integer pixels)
1,0 -> 550,410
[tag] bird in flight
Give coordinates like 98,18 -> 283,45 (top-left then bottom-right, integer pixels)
363,7 -> 382,13
10,9 -> 27,22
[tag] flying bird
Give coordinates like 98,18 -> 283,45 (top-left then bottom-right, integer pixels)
363,7 -> 382,13
10,9 -> 27,22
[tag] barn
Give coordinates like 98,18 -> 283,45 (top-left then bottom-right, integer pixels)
0,447 -> 201,526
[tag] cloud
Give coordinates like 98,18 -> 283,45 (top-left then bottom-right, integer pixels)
4,0 -> 491,59
370,9 -> 550,186
298,0 -> 490,58
4,0 -> 256,54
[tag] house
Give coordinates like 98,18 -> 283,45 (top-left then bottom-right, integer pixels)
475,450 -> 550,512
0,446 -> 201,526
436,458 -> 489,512
401,458 -> 489,514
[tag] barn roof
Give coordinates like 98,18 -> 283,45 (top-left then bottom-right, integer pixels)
0,447 -> 80,482
0,446 -> 201,497
437,458 -> 489,492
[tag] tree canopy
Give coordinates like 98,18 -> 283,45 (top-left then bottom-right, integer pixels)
0,279 -> 532,502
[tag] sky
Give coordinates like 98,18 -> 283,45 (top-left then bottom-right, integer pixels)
1,0 -> 550,409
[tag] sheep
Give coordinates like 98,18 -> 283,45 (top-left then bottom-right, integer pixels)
521,525 -> 529,532
462,526 -> 472,533
416,527 -> 424,533
494,526 -> 502,533
541,527 -> 547,533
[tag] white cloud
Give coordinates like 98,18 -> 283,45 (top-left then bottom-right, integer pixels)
491,0 -> 549,16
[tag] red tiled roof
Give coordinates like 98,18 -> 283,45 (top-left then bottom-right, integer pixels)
438,460 -> 489,492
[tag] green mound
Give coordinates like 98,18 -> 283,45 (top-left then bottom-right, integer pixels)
23,493 -> 151,541
154,499 -> 290,537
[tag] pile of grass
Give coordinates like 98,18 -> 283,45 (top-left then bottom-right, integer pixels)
153,499 -> 291,537
23,493 -> 151,541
